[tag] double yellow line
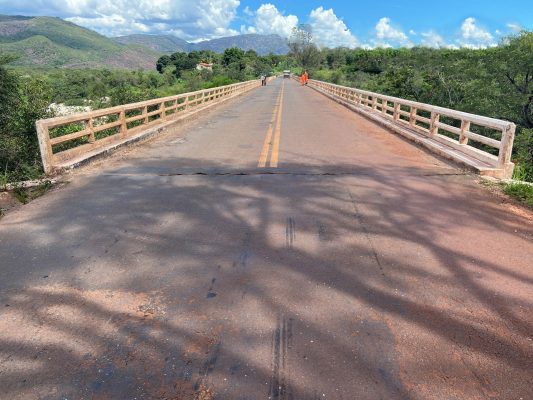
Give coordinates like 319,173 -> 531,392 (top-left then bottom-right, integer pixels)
258,81 -> 285,168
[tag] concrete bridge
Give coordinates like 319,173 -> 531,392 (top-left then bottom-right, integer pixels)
1,77 -> 532,399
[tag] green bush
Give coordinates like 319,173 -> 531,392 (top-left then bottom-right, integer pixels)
0,56 -> 52,182
513,129 -> 533,181
504,182 -> 533,206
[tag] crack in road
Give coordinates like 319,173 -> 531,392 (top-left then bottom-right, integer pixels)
97,171 -> 466,178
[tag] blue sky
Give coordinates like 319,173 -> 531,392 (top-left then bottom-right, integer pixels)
0,0 -> 530,48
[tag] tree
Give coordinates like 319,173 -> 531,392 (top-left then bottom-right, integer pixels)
156,55 -> 172,73
0,54 -> 20,134
170,52 -> 200,78
288,24 -> 322,70
490,32 -> 533,128
222,47 -> 245,67
0,54 -> 52,181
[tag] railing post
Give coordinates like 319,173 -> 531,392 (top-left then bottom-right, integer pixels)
372,97 -> 377,111
459,120 -> 470,145
409,107 -> 417,126
381,99 -> 387,115
498,123 -> 516,173
119,110 -> 127,137
393,103 -> 400,121
430,112 -> 440,136
85,118 -> 95,143
143,106 -> 148,124
36,120 -> 54,175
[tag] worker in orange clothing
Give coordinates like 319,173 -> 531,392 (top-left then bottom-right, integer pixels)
300,73 -> 305,86
303,70 -> 309,85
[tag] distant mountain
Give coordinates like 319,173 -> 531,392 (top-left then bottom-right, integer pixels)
113,34 -> 190,53
113,33 -> 290,56
0,15 -> 160,69
193,34 -> 289,55
0,14 -> 289,70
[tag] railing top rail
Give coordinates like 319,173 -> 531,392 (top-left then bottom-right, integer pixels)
310,80 -> 514,131
38,79 -> 259,128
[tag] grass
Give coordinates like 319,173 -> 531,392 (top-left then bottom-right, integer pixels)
503,182 -> 533,207
11,181 -> 53,205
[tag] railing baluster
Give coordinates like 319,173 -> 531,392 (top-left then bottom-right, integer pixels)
498,124 -> 516,171
36,121 -> 53,174
409,107 -> 417,126
430,112 -> 440,136
393,103 -> 400,120
119,110 -> 127,137
85,118 -> 95,143
459,120 -> 470,145
160,101 -> 166,121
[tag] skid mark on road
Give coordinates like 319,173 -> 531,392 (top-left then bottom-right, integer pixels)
286,217 -> 296,249
269,314 -> 293,400
206,278 -> 217,299
233,230 -> 253,269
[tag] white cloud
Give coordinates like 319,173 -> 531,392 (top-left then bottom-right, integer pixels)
309,6 -> 358,48
506,23 -> 523,33
373,17 -> 413,47
1,0 -> 241,40
241,3 -> 298,38
243,6 -> 254,17
420,31 -> 447,48
67,14 -> 151,34
458,17 -> 495,48
409,29 -> 417,36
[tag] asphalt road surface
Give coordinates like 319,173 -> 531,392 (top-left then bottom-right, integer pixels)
1,78 -> 532,400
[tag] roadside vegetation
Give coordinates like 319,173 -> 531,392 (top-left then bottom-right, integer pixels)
0,29 -> 531,209
503,182 -> 533,207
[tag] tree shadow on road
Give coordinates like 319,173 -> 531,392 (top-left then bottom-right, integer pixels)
0,159 -> 532,399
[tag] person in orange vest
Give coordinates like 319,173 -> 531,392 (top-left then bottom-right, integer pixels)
300,72 -> 305,86
303,70 -> 309,85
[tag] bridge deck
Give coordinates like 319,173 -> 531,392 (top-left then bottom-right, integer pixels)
0,78 -> 532,400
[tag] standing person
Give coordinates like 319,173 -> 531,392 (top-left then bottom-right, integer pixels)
261,75 -> 266,86
304,70 -> 309,85
300,73 -> 305,86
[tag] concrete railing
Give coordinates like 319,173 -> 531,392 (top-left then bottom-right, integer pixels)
36,79 -> 262,174
308,79 -> 516,178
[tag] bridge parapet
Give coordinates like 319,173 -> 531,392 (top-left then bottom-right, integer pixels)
308,79 -> 516,179
36,79 -> 262,174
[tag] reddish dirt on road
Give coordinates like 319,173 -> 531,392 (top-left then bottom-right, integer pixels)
0,78 -> 532,400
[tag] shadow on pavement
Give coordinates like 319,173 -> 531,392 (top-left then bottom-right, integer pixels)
0,159 -> 532,399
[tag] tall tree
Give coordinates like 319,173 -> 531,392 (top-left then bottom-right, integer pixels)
288,24 -> 322,70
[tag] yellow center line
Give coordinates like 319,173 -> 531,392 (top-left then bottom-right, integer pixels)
258,82 -> 284,167
269,82 -> 285,167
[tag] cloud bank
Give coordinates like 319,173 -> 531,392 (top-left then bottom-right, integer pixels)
0,0 -> 523,48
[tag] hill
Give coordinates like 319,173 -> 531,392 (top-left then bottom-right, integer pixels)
193,34 -> 289,55
0,15 -> 160,69
0,14 -> 289,70
113,33 -> 289,55
113,34 -> 190,53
